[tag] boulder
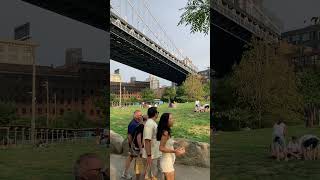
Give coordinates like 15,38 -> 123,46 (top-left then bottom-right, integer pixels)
174,138 -> 210,168
122,138 -> 130,156
110,130 -> 124,154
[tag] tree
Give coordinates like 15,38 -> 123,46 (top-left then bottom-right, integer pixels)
0,101 -> 16,126
232,39 -> 303,128
311,17 -> 320,25
175,85 -> 188,103
178,0 -> 210,35
130,96 -> 139,103
162,87 -> 177,103
183,74 -> 205,101
203,81 -> 210,101
141,88 -> 156,102
297,70 -> 320,127
53,111 -> 102,128
110,93 -> 116,102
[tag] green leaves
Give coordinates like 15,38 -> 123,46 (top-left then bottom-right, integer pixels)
178,0 -> 210,35
183,74 -> 206,101
162,87 -> 177,102
141,88 -> 156,102
0,101 -> 16,126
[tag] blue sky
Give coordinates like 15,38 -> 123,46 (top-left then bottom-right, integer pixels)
110,0 -> 210,86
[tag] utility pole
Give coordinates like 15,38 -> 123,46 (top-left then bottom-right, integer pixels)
54,93 -> 57,119
42,81 -> 49,127
31,49 -> 36,145
119,81 -> 122,107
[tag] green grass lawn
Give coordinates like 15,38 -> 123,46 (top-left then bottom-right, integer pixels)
212,125 -> 320,180
0,140 -> 108,180
110,103 -> 210,143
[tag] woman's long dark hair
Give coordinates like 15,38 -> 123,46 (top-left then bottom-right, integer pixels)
156,113 -> 171,141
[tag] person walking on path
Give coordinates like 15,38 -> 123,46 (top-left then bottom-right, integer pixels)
142,107 -> 162,180
121,110 -> 143,179
157,113 -> 185,180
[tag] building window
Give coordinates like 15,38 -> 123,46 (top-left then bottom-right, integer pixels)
82,89 -> 86,95
60,99 -> 64,104
90,109 -> 94,116
96,109 -> 101,115
67,108 -> 71,112
81,99 -> 85,105
292,35 -> 299,42
38,108 -> 42,114
52,109 -> 55,114
60,109 -> 64,115
16,108 -> 19,114
90,89 -> 94,95
30,108 -> 32,113
22,108 -> 26,114
302,33 -> 310,41
82,109 -> 86,114
67,99 -> 71,104
74,98 -> 78,103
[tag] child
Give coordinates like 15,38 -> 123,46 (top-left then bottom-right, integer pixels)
287,136 -> 301,159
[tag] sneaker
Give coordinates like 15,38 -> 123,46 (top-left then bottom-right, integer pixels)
121,172 -> 132,179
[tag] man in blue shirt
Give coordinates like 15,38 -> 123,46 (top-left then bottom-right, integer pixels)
122,110 -> 143,179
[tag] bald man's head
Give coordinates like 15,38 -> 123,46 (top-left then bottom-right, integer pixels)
74,153 -> 107,180
133,110 -> 142,121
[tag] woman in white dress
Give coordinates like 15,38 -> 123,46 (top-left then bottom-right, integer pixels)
157,113 -> 185,180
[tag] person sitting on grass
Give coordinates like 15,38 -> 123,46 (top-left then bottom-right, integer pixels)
271,119 -> 288,161
287,136 -> 301,160
299,134 -> 320,160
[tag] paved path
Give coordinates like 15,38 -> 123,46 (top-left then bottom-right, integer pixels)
111,154 -> 210,180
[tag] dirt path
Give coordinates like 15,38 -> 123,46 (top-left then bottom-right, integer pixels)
110,154 -> 210,180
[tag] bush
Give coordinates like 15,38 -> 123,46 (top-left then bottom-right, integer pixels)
0,101 -> 17,126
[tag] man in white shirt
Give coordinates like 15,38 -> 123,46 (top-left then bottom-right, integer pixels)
143,107 -> 162,180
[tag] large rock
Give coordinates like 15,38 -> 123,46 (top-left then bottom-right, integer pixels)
110,130 -> 124,154
174,138 -> 210,168
122,138 -> 130,156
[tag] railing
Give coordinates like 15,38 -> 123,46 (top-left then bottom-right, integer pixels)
0,126 -> 107,147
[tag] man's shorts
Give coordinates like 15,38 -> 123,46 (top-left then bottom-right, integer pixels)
273,136 -> 286,149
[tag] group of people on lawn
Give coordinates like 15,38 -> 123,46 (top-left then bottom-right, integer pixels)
122,107 -> 185,180
271,119 -> 320,161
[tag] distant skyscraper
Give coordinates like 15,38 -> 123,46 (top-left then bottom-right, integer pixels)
65,48 -> 82,66
147,75 -> 160,90
130,76 -> 136,83
110,69 -> 121,82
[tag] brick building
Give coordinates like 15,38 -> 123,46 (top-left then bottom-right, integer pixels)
282,24 -> 320,68
110,81 -> 150,100
0,41 -> 107,121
